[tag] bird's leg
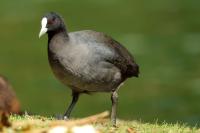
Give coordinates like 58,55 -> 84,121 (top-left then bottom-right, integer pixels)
63,92 -> 79,120
111,90 -> 118,126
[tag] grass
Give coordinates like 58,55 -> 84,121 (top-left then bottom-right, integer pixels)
0,113 -> 199,133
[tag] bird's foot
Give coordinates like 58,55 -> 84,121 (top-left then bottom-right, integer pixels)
55,114 -> 69,120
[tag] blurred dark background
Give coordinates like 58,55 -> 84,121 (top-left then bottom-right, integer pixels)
0,0 -> 200,126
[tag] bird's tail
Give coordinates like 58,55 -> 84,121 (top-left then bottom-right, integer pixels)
126,63 -> 139,78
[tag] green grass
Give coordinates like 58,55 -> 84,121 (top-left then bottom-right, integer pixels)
1,115 -> 198,133
99,121 -> 199,133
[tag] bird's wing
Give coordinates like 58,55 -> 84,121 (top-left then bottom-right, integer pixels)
70,30 -> 139,79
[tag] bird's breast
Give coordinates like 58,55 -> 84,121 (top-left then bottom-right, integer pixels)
48,41 -> 122,92
48,43 -> 93,86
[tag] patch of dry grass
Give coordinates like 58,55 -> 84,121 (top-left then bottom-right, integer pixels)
0,111 -> 199,133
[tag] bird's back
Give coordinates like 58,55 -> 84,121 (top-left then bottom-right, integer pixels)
69,30 -> 139,80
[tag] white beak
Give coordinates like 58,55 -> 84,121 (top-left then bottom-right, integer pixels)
39,17 -> 48,38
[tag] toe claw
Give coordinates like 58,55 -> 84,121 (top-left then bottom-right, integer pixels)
63,116 -> 69,120
55,114 -> 68,120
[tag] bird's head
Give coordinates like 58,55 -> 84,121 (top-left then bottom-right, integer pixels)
39,12 -> 66,38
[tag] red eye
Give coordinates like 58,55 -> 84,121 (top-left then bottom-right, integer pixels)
48,17 -> 56,25
48,19 -> 54,25
52,17 -> 56,21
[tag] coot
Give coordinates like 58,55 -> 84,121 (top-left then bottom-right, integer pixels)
39,12 -> 139,126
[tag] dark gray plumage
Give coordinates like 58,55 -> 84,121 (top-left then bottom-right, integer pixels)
39,12 -> 139,126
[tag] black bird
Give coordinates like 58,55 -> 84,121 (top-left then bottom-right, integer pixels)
39,12 -> 139,126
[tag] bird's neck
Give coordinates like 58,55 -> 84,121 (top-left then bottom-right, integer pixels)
48,28 -> 69,44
